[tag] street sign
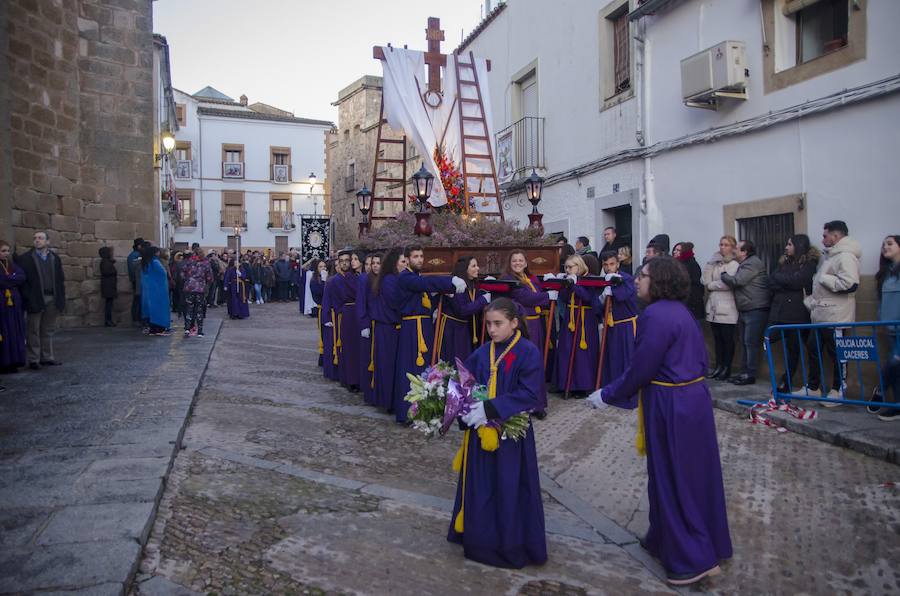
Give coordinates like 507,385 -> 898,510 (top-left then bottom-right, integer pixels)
835,336 -> 878,361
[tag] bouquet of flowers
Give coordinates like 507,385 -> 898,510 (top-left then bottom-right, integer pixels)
405,358 -> 530,445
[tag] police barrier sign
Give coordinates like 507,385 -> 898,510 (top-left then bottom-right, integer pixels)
835,336 -> 878,361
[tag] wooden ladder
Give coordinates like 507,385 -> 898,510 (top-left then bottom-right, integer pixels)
454,50 -> 504,220
369,98 -> 408,222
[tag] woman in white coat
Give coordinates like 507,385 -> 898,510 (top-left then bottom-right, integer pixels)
702,236 -> 740,380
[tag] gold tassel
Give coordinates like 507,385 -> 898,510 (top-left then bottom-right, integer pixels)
452,443 -> 464,472
331,310 -> 338,365
568,295 -> 576,332
453,429 -> 470,533
4,289 -> 11,307
368,321 -> 375,372
415,317 -> 427,367
477,426 -> 499,451
421,292 -> 431,309
336,312 -> 343,348
636,392 -> 646,457
579,307 -> 588,350
317,309 -> 323,355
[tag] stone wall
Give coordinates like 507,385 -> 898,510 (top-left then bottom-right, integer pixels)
4,0 -> 155,327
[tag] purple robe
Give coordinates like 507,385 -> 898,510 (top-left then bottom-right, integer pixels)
311,276 -> 325,367
371,276 -> 401,411
224,268 -> 250,319
0,261 -> 27,368
593,273 -> 639,404
506,274 -> 550,409
552,283 -> 600,392
603,299 -> 732,576
356,273 -> 376,404
436,290 -> 488,364
390,269 -> 454,422
332,272 -> 360,388
447,334 -> 547,568
321,276 -> 340,381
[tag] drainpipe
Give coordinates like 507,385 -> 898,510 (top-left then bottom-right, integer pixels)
199,113 -> 204,241
635,17 -> 656,258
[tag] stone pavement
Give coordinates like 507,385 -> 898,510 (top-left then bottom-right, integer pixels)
134,304 -> 900,596
0,314 -> 221,595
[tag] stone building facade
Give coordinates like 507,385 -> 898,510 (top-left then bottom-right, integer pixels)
1,0 -> 157,327
326,75 -> 417,248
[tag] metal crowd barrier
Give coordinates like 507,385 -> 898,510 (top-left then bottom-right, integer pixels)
737,320 -> 900,410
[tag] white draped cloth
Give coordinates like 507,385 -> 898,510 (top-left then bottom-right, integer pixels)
379,47 -> 497,212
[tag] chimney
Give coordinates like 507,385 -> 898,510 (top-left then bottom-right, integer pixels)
239,94 -> 248,106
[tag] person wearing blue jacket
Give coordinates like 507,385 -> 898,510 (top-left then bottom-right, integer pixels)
875,235 -> 900,421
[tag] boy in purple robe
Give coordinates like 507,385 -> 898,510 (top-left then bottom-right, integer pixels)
450,297 -> 547,569
552,255 -> 600,396
503,250 -> 555,411
223,261 -> 250,319
0,240 -> 27,372
370,249 -> 404,411
357,254 -> 380,404
389,245 -> 465,423
593,251 -> 639,403
331,251 -> 360,390
588,256 -> 732,586
437,256 -> 489,364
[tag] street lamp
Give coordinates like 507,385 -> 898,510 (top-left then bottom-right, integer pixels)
308,172 -> 318,215
232,224 -> 242,255
410,163 -> 434,236
356,185 -> 372,238
156,130 -> 176,162
524,168 -> 545,234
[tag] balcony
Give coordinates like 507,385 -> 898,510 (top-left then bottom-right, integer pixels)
495,116 -> 545,184
175,211 -> 196,228
268,211 -> 295,230
220,208 -> 247,229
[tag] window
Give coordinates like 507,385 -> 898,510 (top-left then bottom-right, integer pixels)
762,0 -> 865,93
737,213 -> 795,273
269,193 -> 293,228
176,190 -> 194,226
795,0 -> 849,63
221,191 -> 245,227
175,103 -> 186,127
222,144 -> 244,178
600,1 -> 633,107
270,146 -> 292,181
345,162 -> 356,192
174,141 -> 191,161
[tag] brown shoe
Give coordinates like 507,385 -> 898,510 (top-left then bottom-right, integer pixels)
667,565 -> 721,586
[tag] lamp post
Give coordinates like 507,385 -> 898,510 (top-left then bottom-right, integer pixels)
356,185 -> 372,238
232,224 -> 242,255
410,163 -> 434,236
308,172 -> 318,215
524,168 -> 545,235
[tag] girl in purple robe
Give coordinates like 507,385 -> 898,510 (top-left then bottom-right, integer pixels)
0,240 -> 27,372
587,256 -> 732,586
370,249 -> 404,411
503,250 -> 554,411
333,251 -> 360,391
552,255 -> 600,396
321,259 -> 340,382
309,260 -> 326,368
436,256 -> 489,364
450,297 -> 547,569
223,259 -> 250,320
593,251 -> 639,402
357,254 -> 380,404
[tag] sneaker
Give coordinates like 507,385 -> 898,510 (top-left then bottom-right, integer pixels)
867,388 -> 884,414
667,565 -> 721,586
197,331 -> 205,337
877,408 -> 900,421
183,329 -> 191,337
822,389 -> 843,407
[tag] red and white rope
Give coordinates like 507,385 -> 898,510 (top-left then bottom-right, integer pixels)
748,399 -> 817,433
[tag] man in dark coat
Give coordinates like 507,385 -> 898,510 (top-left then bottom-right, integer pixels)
16,231 -> 66,368
601,226 -> 628,255
127,237 -> 143,324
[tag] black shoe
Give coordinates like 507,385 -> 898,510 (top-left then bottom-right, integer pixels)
714,367 -> 731,381
666,565 -> 721,586
533,410 -> 547,420
29,362 -> 40,370
706,366 -> 724,379
867,388 -> 884,413
730,373 -> 756,386
39,360 -> 61,366
878,408 -> 900,421
104,321 -> 114,327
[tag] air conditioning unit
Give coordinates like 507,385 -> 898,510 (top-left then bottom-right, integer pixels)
681,41 -> 748,110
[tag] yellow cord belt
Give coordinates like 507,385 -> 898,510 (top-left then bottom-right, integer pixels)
517,275 -> 541,315
567,295 -> 592,350
368,321 -> 376,389
453,330 -> 522,533
402,315 -> 430,366
635,376 -> 705,457
331,309 -> 338,365
607,311 -> 638,336
317,308 -> 323,354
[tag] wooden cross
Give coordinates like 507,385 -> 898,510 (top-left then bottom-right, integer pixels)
423,17 -> 446,93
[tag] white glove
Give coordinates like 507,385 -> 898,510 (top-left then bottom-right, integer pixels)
601,286 -> 612,299
547,290 -> 559,301
462,401 -> 488,428
324,322 -> 333,327
484,276 -> 496,281
604,273 -> 622,281
543,273 -> 556,281
451,276 -> 467,294
320,270 -> 327,281
566,274 -> 577,284
482,292 -> 491,303
361,328 -> 370,339
556,272 -> 567,279
586,389 -> 609,409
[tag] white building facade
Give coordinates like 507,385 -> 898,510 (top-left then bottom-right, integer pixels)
463,0 -> 899,316
152,34 -> 179,249
170,86 -> 333,254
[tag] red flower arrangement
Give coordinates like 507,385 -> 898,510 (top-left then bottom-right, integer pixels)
416,145 -> 469,215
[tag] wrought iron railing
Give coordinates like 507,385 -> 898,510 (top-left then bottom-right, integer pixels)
268,211 -> 295,229
495,116 -> 545,182
220,208 -> 247,229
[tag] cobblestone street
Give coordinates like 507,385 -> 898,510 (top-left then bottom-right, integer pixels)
126,303 -> 900,596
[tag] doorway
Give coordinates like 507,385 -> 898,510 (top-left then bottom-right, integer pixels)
602,203 -> 632,255
275,235 -> 288,255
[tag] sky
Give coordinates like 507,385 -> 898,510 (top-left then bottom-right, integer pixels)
152,0 -> 489,123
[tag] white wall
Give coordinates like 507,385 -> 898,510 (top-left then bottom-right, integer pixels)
171,91 -> 330,250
